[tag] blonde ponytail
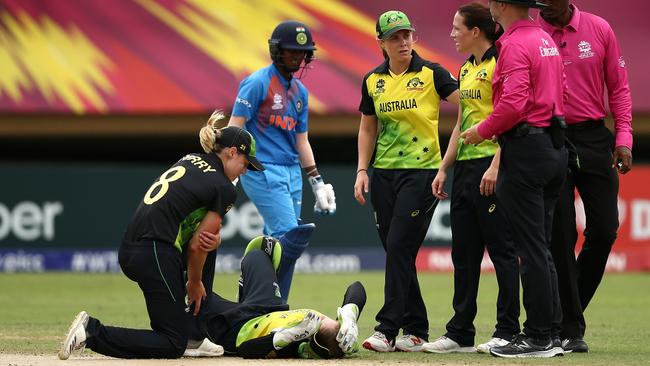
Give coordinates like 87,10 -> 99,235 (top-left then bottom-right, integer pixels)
199,110 -> 226,154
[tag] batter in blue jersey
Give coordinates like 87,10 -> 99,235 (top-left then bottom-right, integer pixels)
228,20 -> 336,303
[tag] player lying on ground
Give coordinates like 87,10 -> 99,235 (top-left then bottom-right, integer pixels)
186,237 -> 366,359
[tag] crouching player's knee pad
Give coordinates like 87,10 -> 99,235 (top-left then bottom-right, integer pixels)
243,235 -> 282,272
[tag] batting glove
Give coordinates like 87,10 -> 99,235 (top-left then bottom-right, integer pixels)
335,303 -> 359,354
309,176 -> 336,215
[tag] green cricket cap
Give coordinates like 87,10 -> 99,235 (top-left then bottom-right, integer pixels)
376,10 -> 415,40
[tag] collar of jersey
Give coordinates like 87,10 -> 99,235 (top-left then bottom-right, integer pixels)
374,50 -> 426,75
270,63 -> 292,88
466,44 -> 498,66
496,18 -> 542,50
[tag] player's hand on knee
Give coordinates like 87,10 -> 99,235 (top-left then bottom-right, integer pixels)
309,176 -> 336,215
186,281 -> 207,316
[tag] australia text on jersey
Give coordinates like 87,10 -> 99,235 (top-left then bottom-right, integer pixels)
460,89 -> 482,100
379,98 -> 418,113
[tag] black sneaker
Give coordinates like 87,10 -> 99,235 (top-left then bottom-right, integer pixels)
562,337 -> 589,353
490,334 -> 564,358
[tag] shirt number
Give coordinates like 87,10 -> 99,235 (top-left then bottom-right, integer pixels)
144,166 -> 186,205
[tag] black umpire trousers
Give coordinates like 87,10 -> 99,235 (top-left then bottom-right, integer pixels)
497,132 -> 567,341
551,122 -> 619,339
370,168 -> 438,341
85,240 -> 194,358
445,157 -> 520,346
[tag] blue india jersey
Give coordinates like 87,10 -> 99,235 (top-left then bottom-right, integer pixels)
231,64 -> 309,165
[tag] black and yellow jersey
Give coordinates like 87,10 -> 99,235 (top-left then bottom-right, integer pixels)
359,50 -> 458,169
457,46 -> 499,161
123,153 -> 236,252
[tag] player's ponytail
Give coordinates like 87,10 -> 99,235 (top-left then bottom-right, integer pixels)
199,110 -> 226,154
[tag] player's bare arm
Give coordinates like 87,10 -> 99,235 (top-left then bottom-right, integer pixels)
187,211 -> 222,315
354,114 -> 378,205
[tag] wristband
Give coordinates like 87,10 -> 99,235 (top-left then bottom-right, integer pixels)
303,165 -> 319,177
356,169 -> 367,174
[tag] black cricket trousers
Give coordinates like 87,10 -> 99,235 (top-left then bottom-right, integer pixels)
370,168 -> 438,341
551,122 -> 619,339
445,157 -> 520,346
85,240 -> 200,358
497,132 -> 567,341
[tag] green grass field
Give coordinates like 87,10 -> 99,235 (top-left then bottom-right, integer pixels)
0,272 -> 649,365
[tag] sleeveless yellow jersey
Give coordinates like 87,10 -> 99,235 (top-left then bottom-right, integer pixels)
236,308 -> 323,347
457,46 -> 499,161
359,50 -> 458,169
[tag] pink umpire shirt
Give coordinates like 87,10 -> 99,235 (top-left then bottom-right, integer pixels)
538,4 -> 633,149
477,19 -> 565,140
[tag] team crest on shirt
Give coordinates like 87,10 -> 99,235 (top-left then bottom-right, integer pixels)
374,78 -> 386,96
476,69 -> 488,81
295,99 -> 303,112
406,77 -> 424,91
272,93 -> 284,110
619,56 -> 626,68
460,68 -> 469,81
578,41 -> 594,59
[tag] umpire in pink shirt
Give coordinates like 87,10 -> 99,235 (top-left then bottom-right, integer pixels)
461,0 -> 567,358
538,0 -> 633,353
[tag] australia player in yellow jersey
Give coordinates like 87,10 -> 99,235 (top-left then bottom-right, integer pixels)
423,3 -> 520,355
354,10 -> 460,352
186,237 -> 366,359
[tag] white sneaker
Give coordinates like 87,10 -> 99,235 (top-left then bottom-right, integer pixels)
422,336 -> 476,354
395,334 -> 426,352
58,311 -> 89,360
183,338 -> 224,357
362,331 -> 395,352
477,337 -> 510,354
272,311 -> 321,350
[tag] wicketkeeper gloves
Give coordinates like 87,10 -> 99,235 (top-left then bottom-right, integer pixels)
308,175 -> 336,215
272,311 -> 322,350
336,303 -> 359,354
